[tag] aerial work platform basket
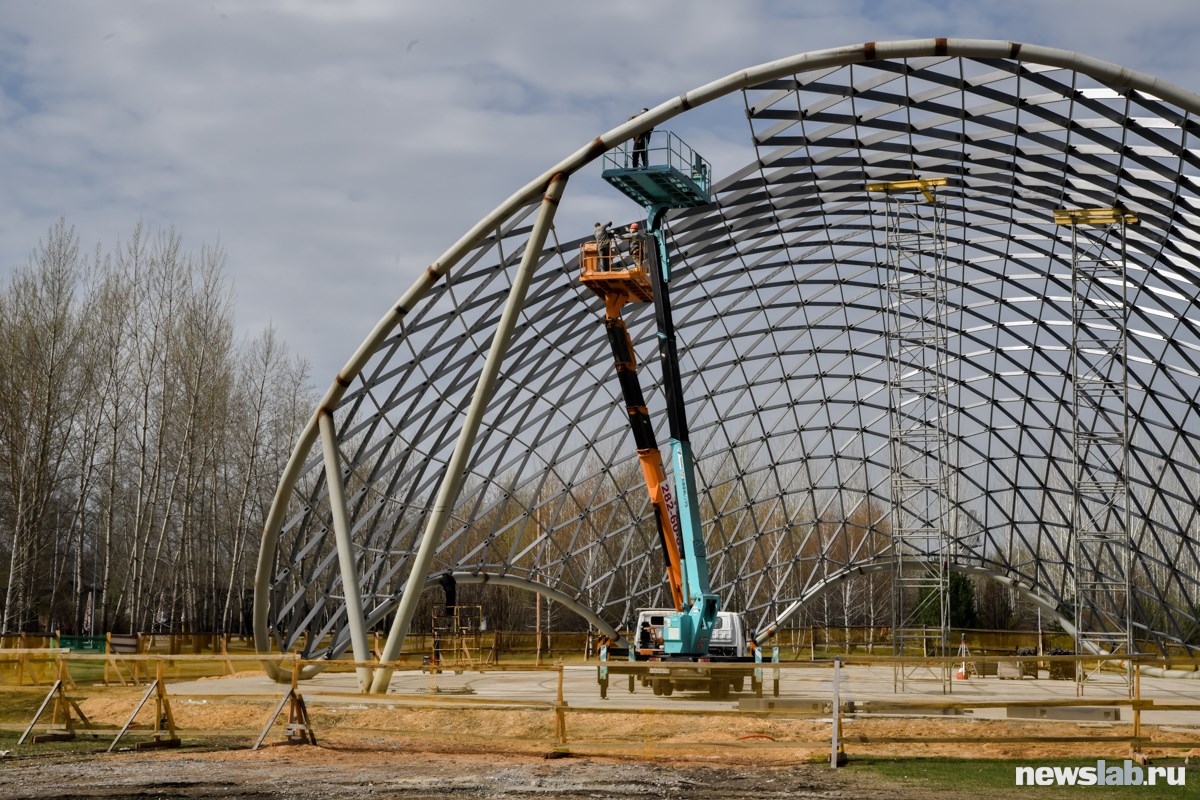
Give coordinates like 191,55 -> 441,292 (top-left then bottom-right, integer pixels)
582,129 -> 710,314
579,237 -> 654,308
601,130 -> 711,209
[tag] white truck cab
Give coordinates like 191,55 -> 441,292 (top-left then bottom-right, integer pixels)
630,608 -> 758,698
635,608 -> 750,656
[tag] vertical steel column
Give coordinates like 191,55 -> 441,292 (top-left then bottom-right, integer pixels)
318,411 -> 373,691
369,173 -> 569,693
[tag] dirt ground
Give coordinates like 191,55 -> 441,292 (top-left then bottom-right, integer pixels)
63,693 -> 1200,761
3,695 -> 1199,799
1,745 -> 961,800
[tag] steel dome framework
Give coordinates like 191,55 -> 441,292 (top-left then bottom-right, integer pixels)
254,40 -> 1200,681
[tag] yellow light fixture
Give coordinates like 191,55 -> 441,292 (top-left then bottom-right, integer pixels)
865,177 -> 948,202
1052,208 -> 1139,226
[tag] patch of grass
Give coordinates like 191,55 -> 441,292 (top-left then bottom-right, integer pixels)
0,690 -> 48,725
0,728 -> 122,757
0,728 -> 254,759
853,756 -> 1198,798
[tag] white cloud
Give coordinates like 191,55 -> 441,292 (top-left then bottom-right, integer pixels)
0,0 -> 1198,378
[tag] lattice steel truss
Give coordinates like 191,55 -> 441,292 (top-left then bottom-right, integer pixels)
253,41 -> 1200,682
880,190 -> 954,690
1065,213 -> 1134,683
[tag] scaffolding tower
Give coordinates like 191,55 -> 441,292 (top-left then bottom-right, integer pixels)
430,604 -> 486,669
870,178 -> 954,693
1056,208 -> 1137,694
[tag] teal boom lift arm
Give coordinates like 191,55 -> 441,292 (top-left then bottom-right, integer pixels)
644,212 -> 720,656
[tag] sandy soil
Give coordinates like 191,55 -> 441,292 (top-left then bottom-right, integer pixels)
2,688 -> 1196,799
65,693 -> 1200,761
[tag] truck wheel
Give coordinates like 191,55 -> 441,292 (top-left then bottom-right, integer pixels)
662,682 -> 674,697
708,678 -> 729,700
652,680 -> 663,696
735,677 -> 746,693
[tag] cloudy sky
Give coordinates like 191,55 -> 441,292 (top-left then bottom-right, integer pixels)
2,0 -> 1199,382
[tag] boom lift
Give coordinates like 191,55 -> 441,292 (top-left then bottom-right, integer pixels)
582,129 -> 776,698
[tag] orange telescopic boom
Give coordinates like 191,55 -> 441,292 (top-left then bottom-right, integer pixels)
580,238 -> 685,611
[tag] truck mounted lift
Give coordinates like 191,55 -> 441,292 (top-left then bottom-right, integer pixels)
581,130 -> 777,699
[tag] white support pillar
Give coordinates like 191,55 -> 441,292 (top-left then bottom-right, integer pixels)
319,410 -> 373,691
369,173 -> 569,693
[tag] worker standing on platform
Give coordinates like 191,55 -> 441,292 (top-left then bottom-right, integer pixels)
621,222 -> 643,267
630,108 -> 652,168
594,221 -> 614,269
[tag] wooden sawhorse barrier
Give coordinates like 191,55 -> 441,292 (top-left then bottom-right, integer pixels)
253,661 -> 316,749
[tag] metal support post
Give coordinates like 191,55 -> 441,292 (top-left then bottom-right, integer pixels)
370,173 -> 569,693
319,411 -> 373,692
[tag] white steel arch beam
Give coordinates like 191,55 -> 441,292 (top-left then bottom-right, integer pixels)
753,559 -> 1081,647
367,174 -> 568,692
422,571 -> 629,649
265,570 -> 630,685
754,560 -> 1200,679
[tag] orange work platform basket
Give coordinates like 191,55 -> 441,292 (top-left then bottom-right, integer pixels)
579,239 -> 654,306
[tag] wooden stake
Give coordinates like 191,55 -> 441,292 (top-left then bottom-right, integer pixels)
554,663 -> 568,744
1131,662 -> 1143,759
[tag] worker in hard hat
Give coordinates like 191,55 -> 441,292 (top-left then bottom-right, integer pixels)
622,222 -> 644,268
594,221 -> 614,270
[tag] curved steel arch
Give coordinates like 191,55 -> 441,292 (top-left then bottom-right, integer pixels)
755,559 -> 1078,646
254,39 -> 1200,682
424,572 -> 628,648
